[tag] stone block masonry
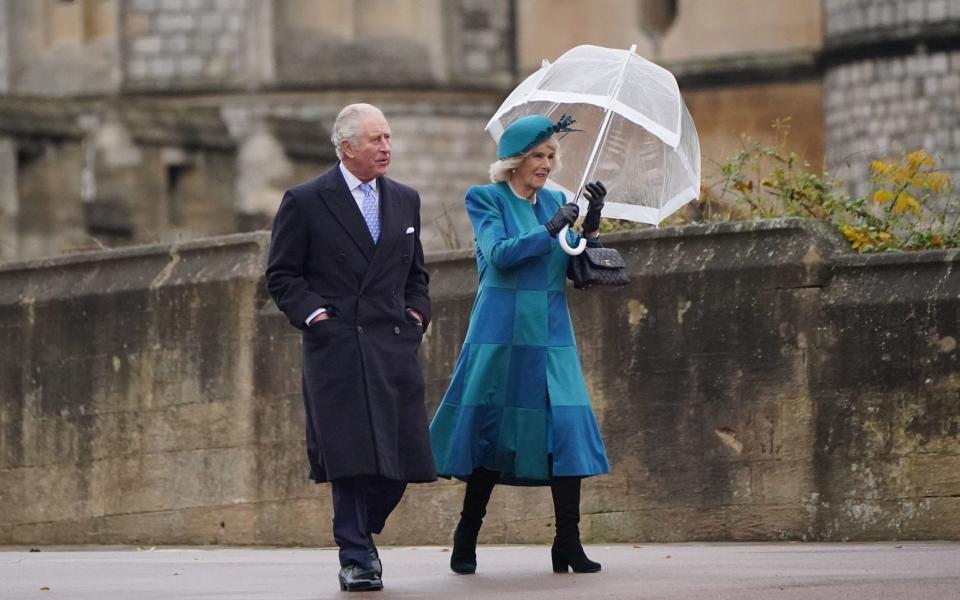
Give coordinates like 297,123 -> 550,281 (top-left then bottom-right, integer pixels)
0,219 -> 957,546
122,0 -> 251,88
823,0 -> 960,197
0,0 -> 9,93
824,0 -> 960,35
825,50 -> 960,199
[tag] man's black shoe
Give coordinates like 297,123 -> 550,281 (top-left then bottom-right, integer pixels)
368,537 -> 382,576
338,563 -> 383,592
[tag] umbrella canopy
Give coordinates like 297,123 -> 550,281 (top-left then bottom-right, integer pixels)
486,44 -> 701,226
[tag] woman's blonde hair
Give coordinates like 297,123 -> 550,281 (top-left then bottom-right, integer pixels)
488,136 -> 562,183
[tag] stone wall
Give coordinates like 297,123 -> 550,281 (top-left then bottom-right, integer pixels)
684,80 -> 825,172
823,0 -> 960,197
218,91 -> 500,251
447,0 -> 514,87
0,96 -> 241,259
122,0 -> 256,90
5,0 -> 119,97
0,91 -> 499,261
0,137 -> 15,261
0,0 -> 9,93
824,0 -> 960,36
272,0 -> 513,89
1,219 -> 957,546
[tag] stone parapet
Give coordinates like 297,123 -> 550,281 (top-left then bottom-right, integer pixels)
0,219 -> 957,546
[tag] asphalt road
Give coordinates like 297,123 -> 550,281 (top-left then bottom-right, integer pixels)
2,542 -> 958,599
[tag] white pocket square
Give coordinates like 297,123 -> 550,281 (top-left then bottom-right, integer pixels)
405,226 -> 415,234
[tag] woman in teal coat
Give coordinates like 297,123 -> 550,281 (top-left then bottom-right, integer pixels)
430,114 -> 609,575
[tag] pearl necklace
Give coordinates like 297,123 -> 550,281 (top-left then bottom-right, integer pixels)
507,181 -> 537,205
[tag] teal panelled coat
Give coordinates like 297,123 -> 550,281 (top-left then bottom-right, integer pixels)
429,182 -> 609,485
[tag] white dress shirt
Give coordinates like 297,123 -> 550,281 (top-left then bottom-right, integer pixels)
339,162 -> 379,213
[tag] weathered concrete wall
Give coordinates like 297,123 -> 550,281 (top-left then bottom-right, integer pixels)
0,219 -> 957,546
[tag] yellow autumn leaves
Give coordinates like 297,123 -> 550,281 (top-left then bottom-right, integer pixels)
710,124 -> 958,253
837,149 -> 957,251
839,224 -> 893,251
868,150 -> 951,217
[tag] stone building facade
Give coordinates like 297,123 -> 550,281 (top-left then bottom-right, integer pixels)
823,0 -> 960,198
0,0 -> 952,262
0,0 -> 515,261
0,0 -> 9,93
122,0 -> 255,88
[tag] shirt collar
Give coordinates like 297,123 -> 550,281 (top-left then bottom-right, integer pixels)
339,163 -> 378,193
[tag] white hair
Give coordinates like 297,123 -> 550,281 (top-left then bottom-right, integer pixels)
331,103 -> 385,159
488,136 -> 562,182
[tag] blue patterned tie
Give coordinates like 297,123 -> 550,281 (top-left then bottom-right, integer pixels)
358,182 -> 380,243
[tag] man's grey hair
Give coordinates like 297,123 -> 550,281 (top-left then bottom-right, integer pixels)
331,103 -> 385,160
488,135 -> 562,183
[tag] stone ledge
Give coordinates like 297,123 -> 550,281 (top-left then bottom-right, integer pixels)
0,233 -> 269,305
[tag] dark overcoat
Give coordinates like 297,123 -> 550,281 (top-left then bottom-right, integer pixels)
265,164 -> 436,484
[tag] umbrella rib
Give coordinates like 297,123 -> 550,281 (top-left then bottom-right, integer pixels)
574,44 -> 638,204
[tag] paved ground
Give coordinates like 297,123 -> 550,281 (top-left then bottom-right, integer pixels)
1,542 -> 958,599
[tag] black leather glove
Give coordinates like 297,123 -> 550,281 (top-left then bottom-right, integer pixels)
544,203 -> 580,237
581,181 -> 606,234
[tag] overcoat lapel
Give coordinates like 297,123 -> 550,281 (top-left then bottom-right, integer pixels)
319,167 -> 375,262
362,177 -> 402,287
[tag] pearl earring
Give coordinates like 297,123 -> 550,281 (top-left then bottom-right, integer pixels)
511,169 -> 516,173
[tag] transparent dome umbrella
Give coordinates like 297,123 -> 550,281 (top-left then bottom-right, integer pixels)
486,44 -> 701,254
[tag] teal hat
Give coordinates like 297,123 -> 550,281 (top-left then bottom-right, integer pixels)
497,114 -> 576,159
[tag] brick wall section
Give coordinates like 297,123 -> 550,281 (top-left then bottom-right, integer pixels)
823,0 -> 960,197
1,219 -> 957,546
122,0 -> 251,89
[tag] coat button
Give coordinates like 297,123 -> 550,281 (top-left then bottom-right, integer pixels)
357,325 -> 363,333
393,326 -> 400,335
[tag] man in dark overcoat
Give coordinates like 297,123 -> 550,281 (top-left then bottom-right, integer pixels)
265,103 -> 435,592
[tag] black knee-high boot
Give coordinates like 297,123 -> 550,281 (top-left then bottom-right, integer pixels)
550,476 -> 601,573
450,467 -> 499,574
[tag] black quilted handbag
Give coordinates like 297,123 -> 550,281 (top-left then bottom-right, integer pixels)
566,247 -> 630,290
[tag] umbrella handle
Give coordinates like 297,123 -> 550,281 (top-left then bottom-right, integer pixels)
558,225 -> 587,255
